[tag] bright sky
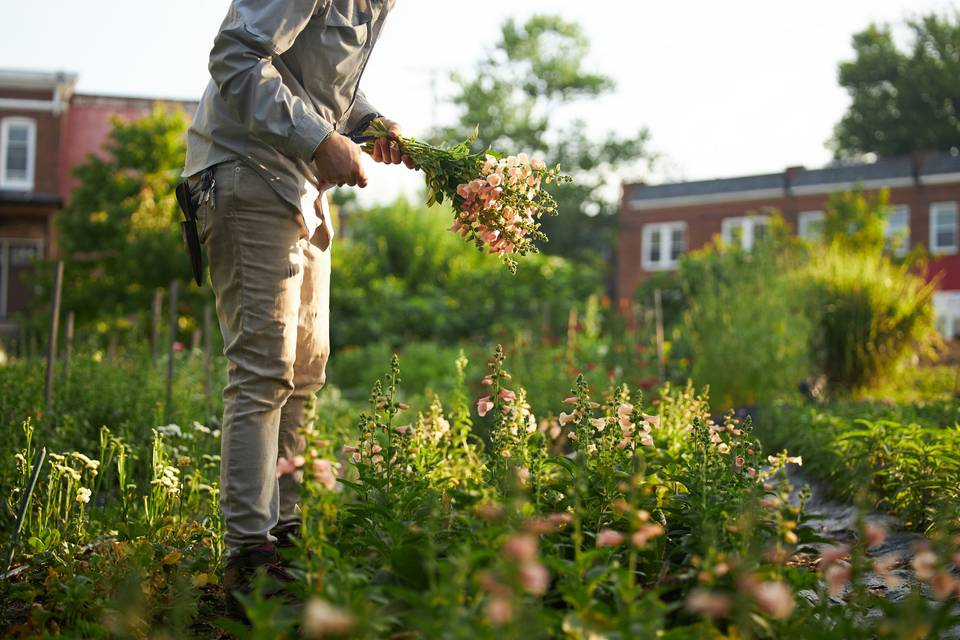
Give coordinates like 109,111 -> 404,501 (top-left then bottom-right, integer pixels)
1,0 -> 955,205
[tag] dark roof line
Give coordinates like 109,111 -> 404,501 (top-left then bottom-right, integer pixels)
628,151 -> 960,203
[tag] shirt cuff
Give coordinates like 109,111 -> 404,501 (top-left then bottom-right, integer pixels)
343,92 -> 382,133
289,108 -> 334,162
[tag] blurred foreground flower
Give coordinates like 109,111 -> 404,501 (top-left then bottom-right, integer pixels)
302,597 -> 355,638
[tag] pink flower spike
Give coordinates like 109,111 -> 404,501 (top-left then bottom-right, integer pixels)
477,396 -> 495,417
596,529 -> 626,547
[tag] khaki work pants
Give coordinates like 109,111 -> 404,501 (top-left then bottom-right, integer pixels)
194,161 -> 330,554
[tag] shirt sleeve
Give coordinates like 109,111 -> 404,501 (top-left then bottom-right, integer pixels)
208,0 -> 333,162
343,90 -> 382,133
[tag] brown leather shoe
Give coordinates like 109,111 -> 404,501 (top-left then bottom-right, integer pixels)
223,543 -> 295,620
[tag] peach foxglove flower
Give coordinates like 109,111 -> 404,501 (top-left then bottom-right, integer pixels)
558,411 -> 577,426
596,529 -> 626,547
751,581 -> 794,620
519,562 -> 549,596
477,396 -> 494,417
499,388 -> 516,401
562,396 -> 578,404
590,417 -> 608,431
617,403 -> 633,416
503,534 -> 538,563
642,413 -> 660,427
686,589 -> 733,619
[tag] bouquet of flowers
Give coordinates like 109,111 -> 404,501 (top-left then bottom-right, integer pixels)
362,120 -> 570,272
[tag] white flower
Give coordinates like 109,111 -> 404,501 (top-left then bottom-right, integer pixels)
302,598 -> 355,638
157,424 -> 182,438
76,487 -> 92,504
192,421 -> 211,435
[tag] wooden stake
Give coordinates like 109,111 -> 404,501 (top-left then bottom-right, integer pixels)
43,261 -> 64,414
151,289 -> 163,361
165,280 -> 179,422
62,311 -> 75,388
654,288 -> 665,384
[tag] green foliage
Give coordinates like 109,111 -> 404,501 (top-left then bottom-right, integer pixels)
53,105 -> 210,338
802,245 -> 939,392
676,219 -> 812,409
657,189 -> 940,399
331,197 -> 600,347
831,12 -> 960,158
802,188 -> 940,393
440,14 -> 651,262
2,346 -> 958,637
759,401 -> 960,531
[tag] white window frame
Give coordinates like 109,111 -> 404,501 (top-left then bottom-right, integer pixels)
930,202 -> 958,255
933,291 -> 960,341
641,221 -> 687,271
797,210 -> 825,241
721,214 -> 770,250
0,117 -> 37,191
0,237 -> 45,317
885,205 -> 910,256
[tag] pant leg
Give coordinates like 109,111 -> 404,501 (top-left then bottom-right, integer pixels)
199,161 -> 305,554
275,233 -> 332,531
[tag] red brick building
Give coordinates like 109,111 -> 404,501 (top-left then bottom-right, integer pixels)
0,69 -> 195,336
618,153 -> 960,340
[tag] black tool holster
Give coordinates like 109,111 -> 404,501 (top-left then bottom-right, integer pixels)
175,179 -> 204,286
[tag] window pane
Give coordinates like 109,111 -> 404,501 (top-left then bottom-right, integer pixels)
4,125 -> 31,182
8,127 -> 28,143
647,229 -> 661,263
934,205 -> 958,250
753,220 -> 768,242
10,242 -> 39,266
670,227 -> 686,261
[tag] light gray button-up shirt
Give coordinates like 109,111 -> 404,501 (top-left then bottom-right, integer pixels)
184,0 -> 393,220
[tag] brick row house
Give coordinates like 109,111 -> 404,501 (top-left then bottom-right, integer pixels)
618,153 -> 960,340
0,68 -> 195,338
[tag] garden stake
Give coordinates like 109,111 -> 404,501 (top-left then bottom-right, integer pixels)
62,310 -> 75,391
43,260 -> 64,414
5,446 -> 46,573
165,280 -> 179,422
151,288 -> 163,361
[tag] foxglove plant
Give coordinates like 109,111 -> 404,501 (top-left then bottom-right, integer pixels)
362,120 -> 571,272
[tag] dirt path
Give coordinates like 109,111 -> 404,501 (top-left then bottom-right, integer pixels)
789,470 -> 960,637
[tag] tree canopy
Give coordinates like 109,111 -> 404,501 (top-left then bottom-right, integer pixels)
439,14 -> 651,264
831,12 -> 960,159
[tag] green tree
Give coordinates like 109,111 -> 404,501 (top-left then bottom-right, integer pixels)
55,106 -> 206,336
831,12 -> 960,158
439,15 -> 651,264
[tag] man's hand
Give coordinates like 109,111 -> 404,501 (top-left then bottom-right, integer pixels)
313,132 -> 367,188
370,118 -> 415,169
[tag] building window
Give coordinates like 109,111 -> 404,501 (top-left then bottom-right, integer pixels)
721,215 -> 769,250
0,238 -> 44,318
642,222 -> 687,271
930,202 -> 958,255
885,205 -> 910,256
934,291 -> 960,341
798,210 -> 825,241
0,118 -> 37,191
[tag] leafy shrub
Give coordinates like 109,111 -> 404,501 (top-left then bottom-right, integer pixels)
802,245 -> 939,393
331,197 -> 600,347
678,221 -> 812,409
